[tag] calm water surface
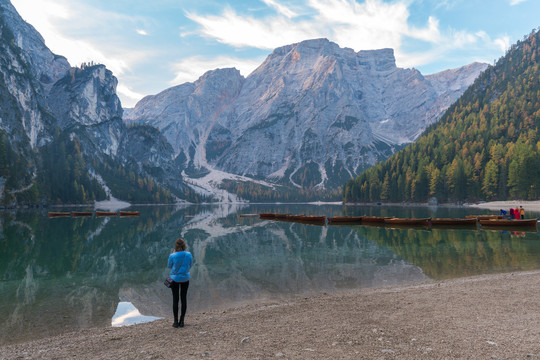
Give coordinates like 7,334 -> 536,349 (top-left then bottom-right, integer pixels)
1,204 -> 540,345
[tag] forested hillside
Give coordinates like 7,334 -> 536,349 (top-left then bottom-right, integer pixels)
0,127 -> 177,205
343,28 -> 540,203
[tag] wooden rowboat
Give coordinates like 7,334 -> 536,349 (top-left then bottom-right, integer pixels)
384,217 -> 432,226
286,215 -> 302,221
360,216 -> 392,223
259,213 -> 277,219
274,214 -> 292,220
96,211 -> 117,217
48,212 -> 71,218
298,215 -> 326,222
466,215 -> 503,220
432,218 -> 477,226
287,215 -> 326,225
288,215 -> 326,222
72,211 -> 93,217
479,219 -> 538,227
327,216 -> 363,224
119,211 -> 140,217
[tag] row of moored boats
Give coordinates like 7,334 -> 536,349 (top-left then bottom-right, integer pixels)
258,213 -> 538,228
48,211 -> 140,218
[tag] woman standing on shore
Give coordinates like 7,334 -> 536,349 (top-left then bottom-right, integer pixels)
167,238 -> 193,328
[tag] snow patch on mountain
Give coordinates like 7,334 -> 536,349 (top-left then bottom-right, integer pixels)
183,169 -> 276,203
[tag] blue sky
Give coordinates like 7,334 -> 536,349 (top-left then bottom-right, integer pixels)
11,0 -> 540,107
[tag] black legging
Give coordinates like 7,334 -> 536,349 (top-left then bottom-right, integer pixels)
171,281 -> 189,321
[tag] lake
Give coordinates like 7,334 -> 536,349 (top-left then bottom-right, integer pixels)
1,204 -> 540,345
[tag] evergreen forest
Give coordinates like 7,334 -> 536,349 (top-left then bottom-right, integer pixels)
343,29 -> 540,204
0,129 -> 178,206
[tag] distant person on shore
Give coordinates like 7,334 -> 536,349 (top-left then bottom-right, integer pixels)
520,206 -> 525,219
514,208 -> 520,220
167,238 -> 193,328
499,209 -> 507,216
509,208 -> 515,219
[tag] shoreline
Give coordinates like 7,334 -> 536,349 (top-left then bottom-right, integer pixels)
2,270 -> 540,359
341,199 -> 540,214
4,199 -> 540,211
467,200 -> 540,212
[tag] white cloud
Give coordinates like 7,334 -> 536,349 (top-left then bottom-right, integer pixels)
435,0 -> 459,10
116,84 -> 146,108
12,0 -> 70,24
187,0 -> 508,72
136,29 -> 148,36
510,0 -> 528,5
307,0 -> 410,50
187,0 -> 444,53
475,30 -> 489,40
476,30 -> 510,53
186,8 -> 320,50
408,16 -> 441,43
11,0 -> 154,107
11,0 -> 136,75
494,36 -> 510,52
170,56 -> 264,86
262,0 -> 298,18
397,28 -> 509,71
446,29 -> 478,48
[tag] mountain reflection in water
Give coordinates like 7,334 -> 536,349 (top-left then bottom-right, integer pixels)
1,204 -> 540,345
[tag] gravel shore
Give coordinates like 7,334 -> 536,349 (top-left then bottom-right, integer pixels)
2,271 -> 540,359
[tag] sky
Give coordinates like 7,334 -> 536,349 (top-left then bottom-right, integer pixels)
10,0 -> 540,108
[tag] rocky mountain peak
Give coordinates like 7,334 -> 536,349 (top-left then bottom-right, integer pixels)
357,48 -> 396,71
126,37 -> 488,191
252,38 -> 343,77
125,66 -> 246,170
0,0 -> 69,88
266,39 -> 396,72
48,64 -> 122,130
193,67 -> 244,98
272,38 -> 330,56
287,38 -> 343,56
426,62 -> 489,94
0,0 -> 187,205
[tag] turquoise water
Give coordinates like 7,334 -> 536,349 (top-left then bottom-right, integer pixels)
1,204 -> 540,345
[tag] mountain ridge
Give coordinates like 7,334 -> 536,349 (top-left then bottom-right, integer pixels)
343,28 -> 540,203
0,0 -> 187,205
126,38 -> 488,191
0,0 -> 490,204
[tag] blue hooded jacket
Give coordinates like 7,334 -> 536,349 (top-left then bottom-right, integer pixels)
167,251 -> 193,283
